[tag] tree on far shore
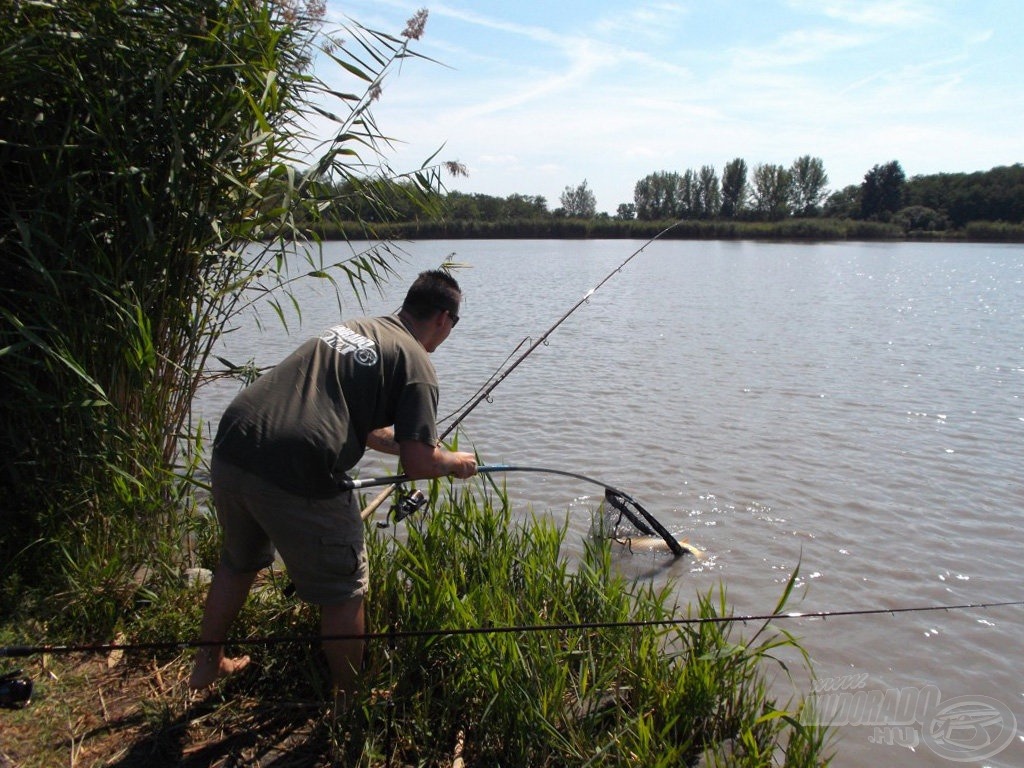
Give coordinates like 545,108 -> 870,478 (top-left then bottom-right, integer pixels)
861,161 -> 906,221
559,179 -> 597,218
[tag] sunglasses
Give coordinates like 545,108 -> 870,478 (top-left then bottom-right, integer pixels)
439,307 -> 460,327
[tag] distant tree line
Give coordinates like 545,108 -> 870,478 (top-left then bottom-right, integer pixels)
312,161 -> 1024,240
584,159 -> 1024,230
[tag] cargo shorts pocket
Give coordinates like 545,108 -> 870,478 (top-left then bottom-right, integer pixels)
319,536 -> 362,576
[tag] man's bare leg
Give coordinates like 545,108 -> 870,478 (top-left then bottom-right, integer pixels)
321,596 -> 365,707
188,567 -> 258,690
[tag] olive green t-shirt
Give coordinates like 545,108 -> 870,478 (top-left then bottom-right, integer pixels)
213,315 -> 439,497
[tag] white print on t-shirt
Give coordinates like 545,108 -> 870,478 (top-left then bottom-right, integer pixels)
320,325 -> 379,366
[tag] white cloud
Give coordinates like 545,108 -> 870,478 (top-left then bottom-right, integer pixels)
315,1 -> 1023,212
790,0 -> 939,28
726,27 -> 869,70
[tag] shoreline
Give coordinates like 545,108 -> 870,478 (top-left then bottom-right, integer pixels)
309,217 -> 1024,244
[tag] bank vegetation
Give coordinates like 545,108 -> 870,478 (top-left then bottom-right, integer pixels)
310,161 -> 1024,242
1,2 -> 835,764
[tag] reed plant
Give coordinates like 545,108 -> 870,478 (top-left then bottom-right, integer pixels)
402,481 -> 820,764
314,215 -> 926,242
148,477 -> 824,766
964,220 -> 1024,241
0,2 -> 455,628
349,479 -> 830,766
0,479 -> 831,765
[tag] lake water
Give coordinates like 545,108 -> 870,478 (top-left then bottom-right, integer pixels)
193,238 -> 1023,767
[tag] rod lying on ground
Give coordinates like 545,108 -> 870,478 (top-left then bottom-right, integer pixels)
4,601 -> 1022,659
344,464 -> 686,557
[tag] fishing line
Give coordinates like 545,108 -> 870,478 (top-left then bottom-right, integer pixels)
3,601 -> 1020,660
435,337 -> 530,426
439,221 -> 683,438
362,221 -> 684,519
346,464 -> 685,556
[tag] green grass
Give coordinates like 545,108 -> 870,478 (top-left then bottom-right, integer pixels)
352,478 -> 831,766
0,477 -> 832,766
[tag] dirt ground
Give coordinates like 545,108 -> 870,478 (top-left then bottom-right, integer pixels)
0,653 -> 348,768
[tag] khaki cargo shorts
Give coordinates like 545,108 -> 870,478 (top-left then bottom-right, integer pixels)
211,455 -> 368,604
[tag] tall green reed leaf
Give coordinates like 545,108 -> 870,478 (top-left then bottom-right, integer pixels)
352,480 -> 831,766
0,1 -> 459,628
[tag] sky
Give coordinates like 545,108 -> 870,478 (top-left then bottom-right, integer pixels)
313,0 -> 1024,214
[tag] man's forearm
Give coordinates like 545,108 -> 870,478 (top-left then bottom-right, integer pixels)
366,427 -> 401,456
399,439 -> 477,480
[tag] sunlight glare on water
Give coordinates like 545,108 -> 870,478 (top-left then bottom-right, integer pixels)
193,238 -> 1024,767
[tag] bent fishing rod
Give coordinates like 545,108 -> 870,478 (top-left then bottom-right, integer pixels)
361,220 -> 684,520
346,464 -> 685,557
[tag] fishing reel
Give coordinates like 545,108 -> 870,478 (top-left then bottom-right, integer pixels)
378,488 -> 429,527
0,669 -> 33,709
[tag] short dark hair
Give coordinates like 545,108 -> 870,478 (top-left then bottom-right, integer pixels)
402,270 -> 462,320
